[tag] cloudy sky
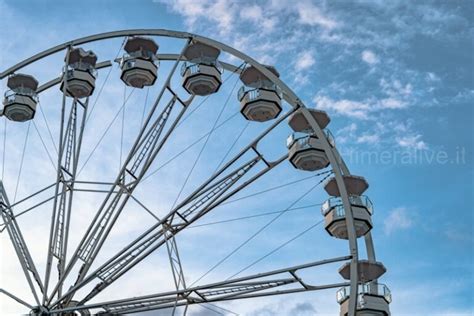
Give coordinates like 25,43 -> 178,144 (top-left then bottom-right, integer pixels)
0,0 -> 473,315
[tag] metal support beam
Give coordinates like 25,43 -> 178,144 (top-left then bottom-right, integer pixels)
43,95 -> 89,302
0,181 -> 44,308
51,256 -> 351,314
164,227 -> 187,315
0,288 -> 33,310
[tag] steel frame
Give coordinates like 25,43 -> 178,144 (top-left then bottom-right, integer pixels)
0,29 -> 381,316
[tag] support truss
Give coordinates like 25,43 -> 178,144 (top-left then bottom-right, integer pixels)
47,41 -> 193,304
0,181 -> 44,307
52,256 -> 351,315
43,97 -> 89,302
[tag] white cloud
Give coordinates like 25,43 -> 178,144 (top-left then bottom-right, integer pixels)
356,134 -> 380,144
162,0 -> 236,35
384,207 -> 413,235
239,4 -> 277,33
240,4 -> 263,22
295,50 -> 315,71
314,95 -> 371,119
426,72 -> 440,82
336,123 -> 358,144
314,91 -> 409,120
261,17 -> 278,32
296,2 -> 338,29
396,134 -> 428,150
380,78 -> 413,98
361,50 -> 379,65
378,97 -> 407,109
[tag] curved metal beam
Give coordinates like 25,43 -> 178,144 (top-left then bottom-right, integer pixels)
302,110 -> 360,316
0,29 -> 300,106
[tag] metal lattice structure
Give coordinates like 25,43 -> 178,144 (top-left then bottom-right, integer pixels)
0,29 -> 391,315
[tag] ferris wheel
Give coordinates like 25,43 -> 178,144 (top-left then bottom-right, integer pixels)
0,29 -> 392,315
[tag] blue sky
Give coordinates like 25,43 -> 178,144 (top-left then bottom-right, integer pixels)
0,0 -> 472,315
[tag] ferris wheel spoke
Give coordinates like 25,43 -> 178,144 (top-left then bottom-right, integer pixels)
0,181 -> 44,307
43,95 -> 89,302
46,40 -> 193,305
0,288 -> 34,310
52,257 -> 351,315
43,46 -> 73,304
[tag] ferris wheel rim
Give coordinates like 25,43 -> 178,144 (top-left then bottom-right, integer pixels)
1,29 -> 302,105
0,28 -> 376,316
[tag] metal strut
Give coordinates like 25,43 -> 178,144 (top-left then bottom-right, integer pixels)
0,181 -> 44,307
164,226 -> 187,316
44,97 -> 89,302
47,40 -> 193,305
52,256 -> 351,315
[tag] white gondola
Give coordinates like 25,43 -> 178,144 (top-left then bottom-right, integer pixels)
120,36 -> 159,88
337,283 -> 392,315
60,47 -> 97,98
181,41 -> 222,96
322,175 -> 371,238
2,74 -> 39,122
321,195 -> 373,239
287,109 -> 332,171
238,65 -> 282,122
